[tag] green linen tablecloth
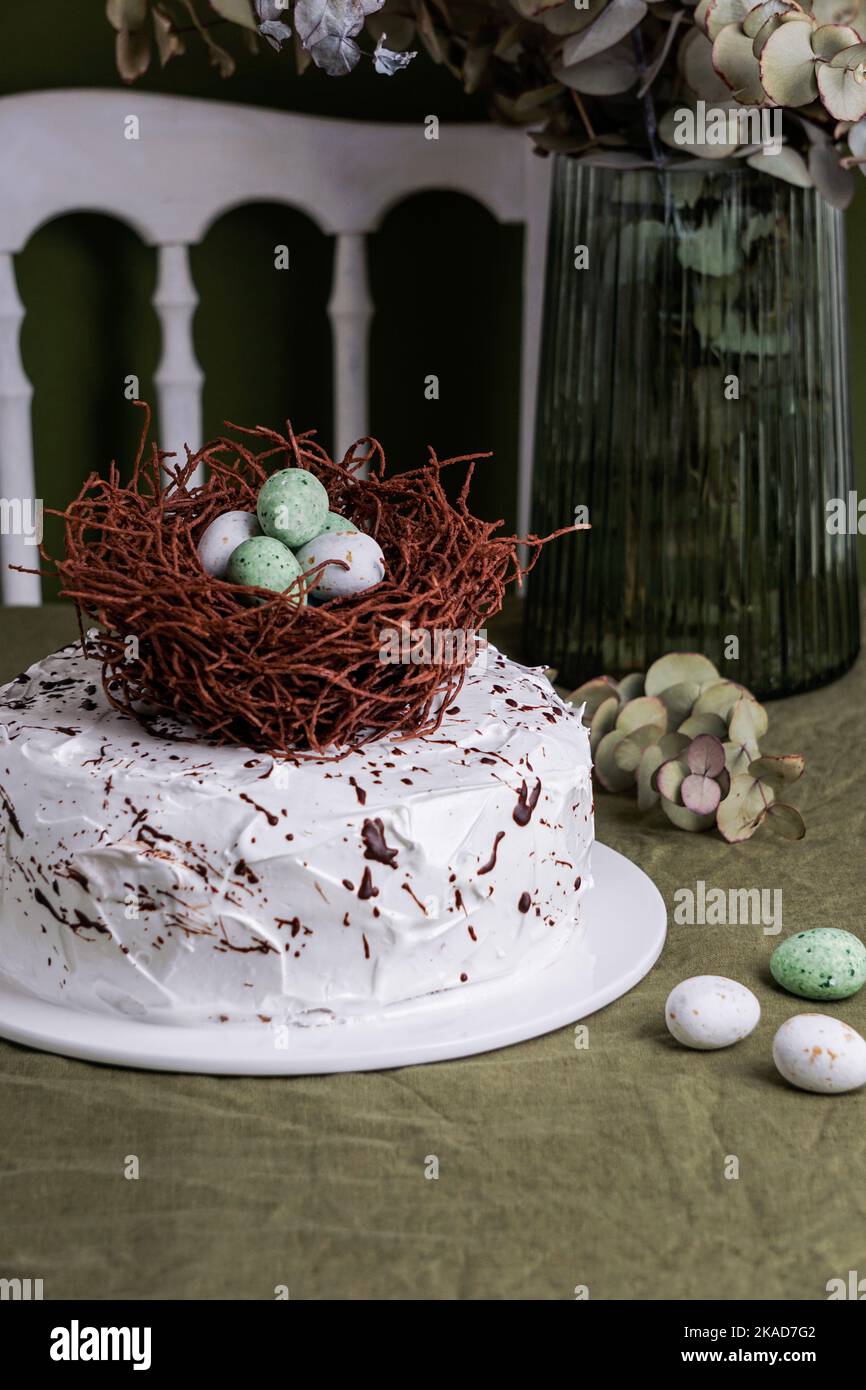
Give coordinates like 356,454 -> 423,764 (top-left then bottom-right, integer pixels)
1,603 -> 864,1301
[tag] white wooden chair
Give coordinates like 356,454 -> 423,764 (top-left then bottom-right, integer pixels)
0,88 -> 551,605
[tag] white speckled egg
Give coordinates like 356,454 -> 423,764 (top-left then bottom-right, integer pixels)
772,1014 -> 866,1094
665,975 -> 760,1050
197,510 -> 260,579
294,529 -> 385,600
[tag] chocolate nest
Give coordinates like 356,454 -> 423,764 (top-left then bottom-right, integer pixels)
49,404 -> 570,756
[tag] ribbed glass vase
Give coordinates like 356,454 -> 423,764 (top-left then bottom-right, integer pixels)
524,159 -> 860,698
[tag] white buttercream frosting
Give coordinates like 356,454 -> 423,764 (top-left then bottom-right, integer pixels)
0,639 -> 593,1026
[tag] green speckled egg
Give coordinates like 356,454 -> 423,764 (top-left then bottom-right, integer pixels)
770,928 -> 866,1001
226,536 -> 305,605
318,510 -> 358,536
257,469 -> 328,549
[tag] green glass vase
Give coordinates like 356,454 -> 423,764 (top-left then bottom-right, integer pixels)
524,159 -> 860,698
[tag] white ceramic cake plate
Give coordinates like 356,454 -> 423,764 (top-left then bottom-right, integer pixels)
0,844 -> 665,1075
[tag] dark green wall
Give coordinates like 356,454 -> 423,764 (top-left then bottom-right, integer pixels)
2,1 -> 864,594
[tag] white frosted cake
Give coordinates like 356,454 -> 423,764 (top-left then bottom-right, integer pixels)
0,639 -> 593,1026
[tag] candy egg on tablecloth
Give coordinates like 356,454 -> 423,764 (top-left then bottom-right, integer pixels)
257,468 -> 328,549
196,509 -> 260,579
770,928 -> 866,1001
226,535 -> 306,605
294,529 -> 385,600
664,975 -> 760,1050
772,1014 -> 866,1094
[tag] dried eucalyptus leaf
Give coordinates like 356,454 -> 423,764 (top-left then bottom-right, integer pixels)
512,0 -> 563,17
575,150 -> 661,167
106,0 -> 148,29
812,22 -> 862,59
694,0 -> 713,34
568,676 -> 620,720
747,143 -> 815,184
686,733 -> 726,777
617,671 -> 645,702
528,128 -> 587,150
656,754 -> 690,802
461,41 -> 491,91
590,695 -> 620,754
659,102 -> 741,158
693,678 -> 748,720
743,0 -> 794,41
645,651 -> 719,697
682,771 -> 723,814
615,695 -> 668,734
848,112 -> 866,171
513,82 -> 564,113
414,0 -> 444,62
657,679 -> 701,729
724,738 -> 755,776
713,24 -> 767,104
595,729 -> 638,792
637,744 -> 665,810
560,0 -> 648,68
660,796 -> 718,832
811,0 -> 863,21
493,21 -> 523,58
704,0 -> 756,41
826,35 -> 866,65
212,0 -> 258,30
748,753 -> 806,783
555,41 -> 639,93
728,694 -> 769,744
759,17 -> 820,107
764,801 -> 807,838
153,4 -> 186,64
808,139 -> 857,204
717,773 -> 774,842
542,0 -> 607,35
752,13 -> 784,60
613,725 -> 664,772
658,731 -> 692,759
678,711 -> 729,739
817,51 -> 866,120
117,25 -> 152,81
679,26 -> 734,103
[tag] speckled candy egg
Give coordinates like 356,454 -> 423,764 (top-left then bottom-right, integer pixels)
318,510 -> 358,535
257,468 -> 328,549
772,1014 -> 866,1094
226,536 -> 305,605
294,530 -> 385,600
665,975 -> 760,1050
197,509 -> 260,579
770,928 -> 866,1002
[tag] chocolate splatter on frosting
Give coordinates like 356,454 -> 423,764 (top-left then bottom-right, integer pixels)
513,779 -> 542,827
